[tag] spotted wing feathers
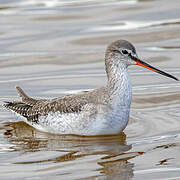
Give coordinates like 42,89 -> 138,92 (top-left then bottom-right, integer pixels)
3,86 -> 91,124
3,87 -> 40,123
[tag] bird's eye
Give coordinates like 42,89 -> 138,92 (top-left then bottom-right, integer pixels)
121,49 -> 129,55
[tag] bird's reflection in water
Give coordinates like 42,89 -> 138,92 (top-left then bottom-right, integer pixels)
3,121 -> 142,179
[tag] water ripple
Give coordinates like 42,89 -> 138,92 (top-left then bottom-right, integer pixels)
0,0 -> 137,9
85,19 -> 180,33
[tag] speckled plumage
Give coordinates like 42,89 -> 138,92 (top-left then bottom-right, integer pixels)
4,40 -> 137,135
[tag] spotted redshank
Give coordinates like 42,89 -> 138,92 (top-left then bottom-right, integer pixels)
4,40 -> 178,135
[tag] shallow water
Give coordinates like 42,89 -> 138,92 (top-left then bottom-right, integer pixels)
0,0 -> 180,179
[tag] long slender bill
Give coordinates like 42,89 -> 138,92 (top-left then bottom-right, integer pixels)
132,56 -> 179,81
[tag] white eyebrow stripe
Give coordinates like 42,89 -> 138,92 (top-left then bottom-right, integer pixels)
127,49 -> 132,54
130,52 -> 137,58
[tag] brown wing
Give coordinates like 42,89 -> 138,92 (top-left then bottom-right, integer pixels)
4,86 -> 90,124
16,86 -> 38,106
35,95 -> 89,115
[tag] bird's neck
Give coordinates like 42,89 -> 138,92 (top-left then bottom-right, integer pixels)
106,62 -> 132,107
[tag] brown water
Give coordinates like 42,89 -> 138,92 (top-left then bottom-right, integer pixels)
0,0 -> 180,179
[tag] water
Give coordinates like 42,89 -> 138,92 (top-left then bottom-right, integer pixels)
0,0 -> 180,179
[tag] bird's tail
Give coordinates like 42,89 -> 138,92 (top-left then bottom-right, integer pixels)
3,86 -> 37,118
3,101 -> 32,118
